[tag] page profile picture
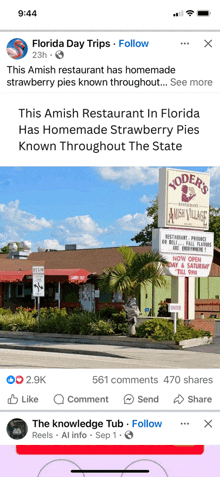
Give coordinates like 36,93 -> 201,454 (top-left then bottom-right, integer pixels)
6,38 -> 28,59
7,418 -> 28,440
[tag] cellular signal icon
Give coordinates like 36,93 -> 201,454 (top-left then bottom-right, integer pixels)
173,11 -> 184,17
186,10 -> 194,16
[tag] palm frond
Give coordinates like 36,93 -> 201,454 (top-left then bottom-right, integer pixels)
99,247 -> 168,297
117,246 -> 136,266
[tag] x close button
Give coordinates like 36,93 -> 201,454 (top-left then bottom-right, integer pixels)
204,39 -> 212,47
204,420 -> 212,428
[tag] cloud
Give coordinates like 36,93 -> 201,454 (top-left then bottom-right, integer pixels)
38,239 -> 65,251
116,211 -> 151,233
140,195 -> 154,204
51,214 -> 110,248
51,210 -> 151,247
0,199 -> 152,251
0,200 -> 51,247
206,167 -> 220,206
207,167 -> 220,180
0,200 -> 51,231
97,167 -> 159,188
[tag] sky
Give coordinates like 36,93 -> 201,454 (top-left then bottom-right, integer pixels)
0,166 -> 218,251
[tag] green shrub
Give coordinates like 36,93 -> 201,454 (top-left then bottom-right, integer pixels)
0,306 -> 213,339
0,308 -> 13,316
157,302 -> 170,317
0,312 -> 38,332
99,307 -> 128,334
110,310 -> 128,334
66,310 -> 98,335
89,320 -> 115,335
99,306 -> 118,320
39,307 -> 69,334
175,325 -> 211,341
136,318 -> 174,340
0,308 -> 14,330
136,318 -> 211,341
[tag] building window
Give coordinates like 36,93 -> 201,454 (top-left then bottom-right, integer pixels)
16,284 -> 25,298
112,291 -> 124,302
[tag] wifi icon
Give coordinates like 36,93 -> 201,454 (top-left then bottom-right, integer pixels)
186,10 -> 194,16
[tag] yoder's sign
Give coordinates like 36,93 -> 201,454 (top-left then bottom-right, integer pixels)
164,254 -> 213,278
153,228 -> 214,255
152,228 -> 214,278
158,168 -> 210,230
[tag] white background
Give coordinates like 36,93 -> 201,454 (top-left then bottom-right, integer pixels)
0,2 -> 219,30
0,369 -> 219,444
1,32 -> 220,166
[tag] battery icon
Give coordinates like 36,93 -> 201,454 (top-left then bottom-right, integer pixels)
197,10 -> 210,16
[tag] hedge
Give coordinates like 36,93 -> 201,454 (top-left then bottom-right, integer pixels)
0,307 -> 127,336
0,308 -> 211,340
136,318 -> 211,341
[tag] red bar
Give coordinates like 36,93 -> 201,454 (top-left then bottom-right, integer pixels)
17,445 -> 204,455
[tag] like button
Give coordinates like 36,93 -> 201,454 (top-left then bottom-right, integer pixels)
8,394 -> 18,404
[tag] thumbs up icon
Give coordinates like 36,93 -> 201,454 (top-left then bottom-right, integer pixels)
6,375 -> 15,384
8,394 -> 18,404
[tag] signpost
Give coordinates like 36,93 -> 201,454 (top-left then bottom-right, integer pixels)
158,168 -> 210,230
168,303 -> 182,334
152,228 -> 214,277
153,167 -> 213,322
32,266 -> 45,328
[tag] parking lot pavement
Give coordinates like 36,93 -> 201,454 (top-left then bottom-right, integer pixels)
188,336 -> 220,354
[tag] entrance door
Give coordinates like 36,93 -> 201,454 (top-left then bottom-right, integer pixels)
79,283 -> 95,312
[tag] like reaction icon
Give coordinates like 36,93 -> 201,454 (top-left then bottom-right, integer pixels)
16,376 -> 24,384
6,375 -> 15,384
6,375 -> 24,384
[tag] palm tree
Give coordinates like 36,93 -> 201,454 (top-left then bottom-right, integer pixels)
99,246 -> 168,335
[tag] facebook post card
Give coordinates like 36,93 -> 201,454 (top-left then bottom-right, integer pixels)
0,0 -> 220,464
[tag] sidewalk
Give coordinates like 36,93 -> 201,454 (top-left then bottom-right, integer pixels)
0,330 -> 215,355
0,331 -> 180,351
0,337 -> 130,358
0,335 -> 220,368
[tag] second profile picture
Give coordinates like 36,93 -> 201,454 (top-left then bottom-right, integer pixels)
7,418 -> 28,440
6,38 -> 28,59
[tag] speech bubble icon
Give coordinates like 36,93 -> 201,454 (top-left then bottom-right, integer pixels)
53,394 -> 64,405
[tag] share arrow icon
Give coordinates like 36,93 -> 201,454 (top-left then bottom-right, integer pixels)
173,394 -> 184,404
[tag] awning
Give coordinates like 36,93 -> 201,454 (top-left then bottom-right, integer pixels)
0,271 -> 27,282
43,269 -> 90,283
0,269 -> 91,283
